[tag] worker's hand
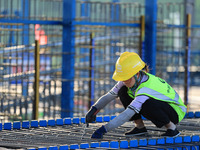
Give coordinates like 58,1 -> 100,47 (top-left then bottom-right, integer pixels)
85,106 -> 99,124
91,125 -> 107,139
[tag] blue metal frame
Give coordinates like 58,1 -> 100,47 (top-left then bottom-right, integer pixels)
21,0 -> 30,45
21,0 -> 30,97
89,34 -> 95,106
0,19 -> 62,25
145,0 -> 157,75
61,0 -> 76,118
72,21 -> 140,27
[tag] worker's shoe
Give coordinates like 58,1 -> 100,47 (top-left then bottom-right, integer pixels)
161,129 -> 180,137
125,127 -> 147,136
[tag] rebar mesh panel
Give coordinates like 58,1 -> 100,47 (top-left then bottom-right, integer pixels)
76,0 -> 144,23
0,118 -> 200,149
0,23 -> 63,121
157,0 -> 200,111
74,25 -> 141,117
0,0 -> 62,21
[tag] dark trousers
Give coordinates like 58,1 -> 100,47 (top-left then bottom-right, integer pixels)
118,86 -> 179,128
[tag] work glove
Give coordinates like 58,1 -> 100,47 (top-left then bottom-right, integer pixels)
91,125 -> 107,139
85,106 -> 99,124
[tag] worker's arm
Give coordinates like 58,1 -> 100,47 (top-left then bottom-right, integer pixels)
104,95 -> 149,131
104,107 -> 136,131
93,92 -> 117,109
85,92 -> 117,125
93,81 -> 124,109
91,95 -> 149,138
86,82 -> 123,125
91,107 -> 136,138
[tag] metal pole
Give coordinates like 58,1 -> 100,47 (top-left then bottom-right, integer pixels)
33,40 -> 40,120
61,0 -> 76,118
88,33 -> 95,108
145,0 -> 157,74
184,14 -> 191,108
139,15 -> 145,60
21,0 -> 30,45
21,0 -> 30,98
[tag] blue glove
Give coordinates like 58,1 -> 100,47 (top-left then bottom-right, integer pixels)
91,125 -> 107,139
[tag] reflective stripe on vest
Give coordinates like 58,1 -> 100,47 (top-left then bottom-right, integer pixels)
136,87 -> 187,113
137,87 -> 179,104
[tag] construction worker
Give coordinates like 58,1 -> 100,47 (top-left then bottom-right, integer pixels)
85,52 -> 187,139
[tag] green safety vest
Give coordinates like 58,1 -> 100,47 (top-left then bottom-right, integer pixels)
127,73 -> 187,122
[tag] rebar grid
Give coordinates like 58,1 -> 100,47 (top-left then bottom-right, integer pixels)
0,118 -> 199,149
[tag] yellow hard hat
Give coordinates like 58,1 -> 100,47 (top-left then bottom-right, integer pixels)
112,52 -> 145,81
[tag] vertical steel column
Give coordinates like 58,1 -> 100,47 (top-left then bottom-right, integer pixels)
184,14 -> 191,107
33,40 -> 40,120
61,0 -> 76,118
88,33 -> 95,108
145,0 -> 157,74
21,0 -> 29,97
21,0 -> 29,45
139,15 -> 145,60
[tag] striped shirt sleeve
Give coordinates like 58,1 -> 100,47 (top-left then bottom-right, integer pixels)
109,81 -> 125,95
128,95 -> 149,113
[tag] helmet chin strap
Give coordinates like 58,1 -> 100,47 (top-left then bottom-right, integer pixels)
130,72 -> 141,91
134,74 -> 139,85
